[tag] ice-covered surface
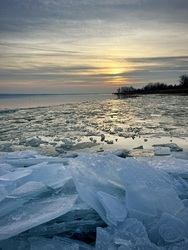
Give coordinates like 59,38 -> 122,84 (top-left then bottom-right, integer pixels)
0,95 -> 188,248
0,150 -> 188,249
0,95 -> 188,156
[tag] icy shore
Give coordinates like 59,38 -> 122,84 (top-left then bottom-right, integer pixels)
0,150 -> 188,249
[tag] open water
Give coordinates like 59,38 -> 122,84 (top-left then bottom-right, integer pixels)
0,93 -> 114,110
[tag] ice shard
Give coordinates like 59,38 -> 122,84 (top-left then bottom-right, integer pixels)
0,194 -> 77,240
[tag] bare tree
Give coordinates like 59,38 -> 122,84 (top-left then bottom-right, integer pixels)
179,75 -> 188,87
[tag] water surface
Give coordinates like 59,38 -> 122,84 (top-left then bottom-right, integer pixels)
0,93 -> 113,110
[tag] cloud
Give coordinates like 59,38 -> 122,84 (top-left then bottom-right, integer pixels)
1,0 -> 188,32
0,63 -> 101,81
125,56 -> 188,64
0,0 -> 188,93
0,42 -> 81,54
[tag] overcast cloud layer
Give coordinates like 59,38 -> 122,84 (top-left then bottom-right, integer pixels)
0,0 -> 188,93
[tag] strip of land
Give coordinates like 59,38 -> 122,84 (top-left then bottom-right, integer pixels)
113,75 -> 188,96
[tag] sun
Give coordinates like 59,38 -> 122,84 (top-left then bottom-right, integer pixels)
102,62 -> 126,86
109,62 -> 124,75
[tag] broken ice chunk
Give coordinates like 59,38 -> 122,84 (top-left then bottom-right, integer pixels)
0,197 -> 26,218
0,150 -> 39,159
25,137 -> 42,147
95,227 -> 115,250
182,199 -> 188,207
125,182 -> 157,220
149,213 -> 187,244
0,168 -> 32,182
70,175 -> 107,225
152,143 -> 183,152
168,240 -> 188,250
119,157 -> 172,189
0,163 -> 14,176
29,236 -> 80,250
28,200 -> 104,238
27,162 -> 72,190
0,194 -> 77,240
8,181 -> 50,199
0,236 -> 30,250
120,158 -> 184,222
176,207 -> 188,239
154,186 -> 184,216
0,168 -> 32,192
0,186 -> 7,202
116,218 -> 148,239
159,219 -> 185,242
113,149 -> 130,158
96,219 -> 157,250
144,156 -> 188,178
70,153 -> 124,189
0,150 -> 68,168
97,191 -> 127,226
70,154 -> 125,225
101,134 -> 105,142
114,218 -> 158,249
154,147 -> 171,156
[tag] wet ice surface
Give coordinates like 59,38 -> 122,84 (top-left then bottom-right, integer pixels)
0,151 -> 188,249
0,95 -> 188,156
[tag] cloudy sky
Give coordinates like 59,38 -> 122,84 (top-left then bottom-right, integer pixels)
0,0 -> 188,94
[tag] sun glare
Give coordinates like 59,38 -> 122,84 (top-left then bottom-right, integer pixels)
108,62 -> 124,75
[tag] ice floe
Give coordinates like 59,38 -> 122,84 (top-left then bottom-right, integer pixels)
0,150 -> 188,249
0,96 -> 188,156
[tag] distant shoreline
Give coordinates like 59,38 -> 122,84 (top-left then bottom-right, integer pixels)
113,88 -> 188,96
114,75 -> 188,96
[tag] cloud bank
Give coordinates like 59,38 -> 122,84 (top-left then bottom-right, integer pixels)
0,0 -> 188,93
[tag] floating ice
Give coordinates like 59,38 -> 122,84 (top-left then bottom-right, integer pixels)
154,146 -> 171,156
27,138 -> 42,147
152,143 -> 183,152
0,151 -> 188,249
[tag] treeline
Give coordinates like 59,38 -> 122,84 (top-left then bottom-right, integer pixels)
116,75 -> 188,94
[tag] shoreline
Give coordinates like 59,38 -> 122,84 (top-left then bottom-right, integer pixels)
113,88 -> 188,97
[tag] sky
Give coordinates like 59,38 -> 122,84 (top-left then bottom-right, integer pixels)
0,0 -> 188,94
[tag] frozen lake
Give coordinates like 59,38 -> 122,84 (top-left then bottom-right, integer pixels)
0,94 -> 188,249
0,94 -> 188,155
